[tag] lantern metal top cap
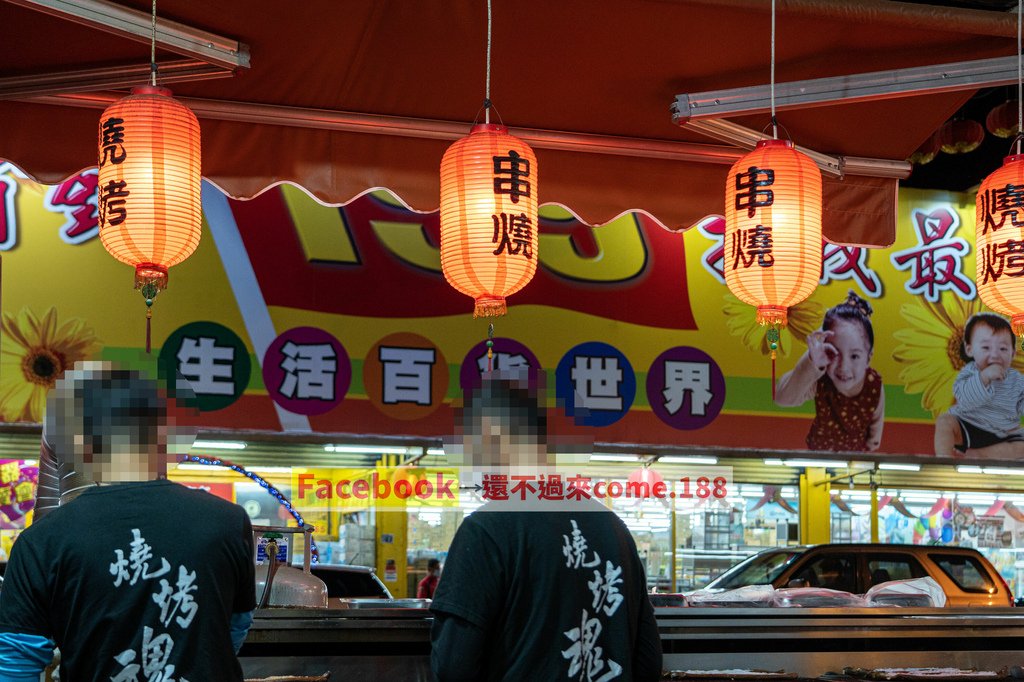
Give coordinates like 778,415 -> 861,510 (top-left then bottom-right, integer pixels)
470,123 -> 509,135
130,85 -> 174,97
1003,153 -> 1024,165
755,138 -> 794,150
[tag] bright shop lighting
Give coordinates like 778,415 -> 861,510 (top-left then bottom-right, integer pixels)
192,440 -> 246,450
21,460 -> 37,467
878,463 -> 921,471
957,465 -> 1024,476
325,445 -> 411,454
980,467 -> 1024,476
763,459 -> 785,466
590,454 -> 639,462
426,448 -> 445,456
659,455 -> 719,465
787,458 -> 848,468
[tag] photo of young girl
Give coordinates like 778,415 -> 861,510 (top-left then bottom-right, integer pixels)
934,312 -> 1024,459
775,291 -> 885,452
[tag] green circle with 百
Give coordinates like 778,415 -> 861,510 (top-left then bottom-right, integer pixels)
158,321 -> 252,412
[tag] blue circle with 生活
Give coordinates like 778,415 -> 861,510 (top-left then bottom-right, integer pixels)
555,341 -> 635,427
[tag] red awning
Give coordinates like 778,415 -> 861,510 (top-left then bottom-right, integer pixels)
0,0 -> 1017,246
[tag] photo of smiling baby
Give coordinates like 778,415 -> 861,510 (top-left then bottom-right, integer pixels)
934,312 -> 1024,459
774,291 -> 885,452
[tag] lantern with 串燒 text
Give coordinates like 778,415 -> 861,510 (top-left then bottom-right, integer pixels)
440,124 -> 538,318
976,153 -> 1024,342
724,138 -> 822,393
98,85 -> 201,351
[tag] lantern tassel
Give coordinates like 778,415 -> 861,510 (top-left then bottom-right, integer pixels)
765,324 -> 781,402
145,306 -> 152,355
486,323 -> 495,373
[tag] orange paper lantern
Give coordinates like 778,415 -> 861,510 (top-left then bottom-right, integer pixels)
98,85 -> 201,296
976,153 -> 1024,339
440,124 -> 538,317
724,139 -> 822,329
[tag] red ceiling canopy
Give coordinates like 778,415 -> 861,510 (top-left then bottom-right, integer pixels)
0,0 -> 1017,247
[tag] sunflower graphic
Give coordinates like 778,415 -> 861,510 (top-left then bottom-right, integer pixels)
723,293 -> 824,357
0,307 -> 101,422
892,295 -> 1020,417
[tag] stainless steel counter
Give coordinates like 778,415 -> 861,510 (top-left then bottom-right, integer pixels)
238,606 -> 1024,680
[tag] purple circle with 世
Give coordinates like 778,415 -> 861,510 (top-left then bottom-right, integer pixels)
459,337 -> 541,392
262,327 -> 351,416
646,346 -> 726,430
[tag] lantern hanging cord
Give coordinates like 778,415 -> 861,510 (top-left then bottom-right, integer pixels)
485,0 -> 492,124
150,0 -> 158,86
770,0 -> 777,140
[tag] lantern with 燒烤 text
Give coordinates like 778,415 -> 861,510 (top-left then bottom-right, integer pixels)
976,153 -> 1024,342
440,124 -> 538,318
98,85 -> 201,351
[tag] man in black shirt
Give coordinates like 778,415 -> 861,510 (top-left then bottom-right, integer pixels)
0,362 -> 256,682
430,374 -> 662,681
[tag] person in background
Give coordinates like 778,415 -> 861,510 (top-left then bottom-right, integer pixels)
430,372 -> 662,682
417,558 -> 442,599
775,291 -> 885,452
0,361 -> 256,682
935,312 -> 1024,458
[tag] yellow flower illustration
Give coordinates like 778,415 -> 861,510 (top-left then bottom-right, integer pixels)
723,293 -> 823,357
0,307 -> 101,422
892,295 -> 1018,417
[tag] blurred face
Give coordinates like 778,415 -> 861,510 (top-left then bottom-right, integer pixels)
966,324 -> 1014,372
826,320 -> 872,397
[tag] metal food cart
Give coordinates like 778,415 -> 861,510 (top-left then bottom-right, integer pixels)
240,606 -> 1024,680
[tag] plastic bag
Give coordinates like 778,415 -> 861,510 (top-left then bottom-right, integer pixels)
864,576 -> 946,608
687,584 -> 775,607
772,587 -> 868,608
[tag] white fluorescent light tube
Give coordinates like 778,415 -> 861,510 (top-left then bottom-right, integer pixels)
763,459 -> 785,466
20,460 -> 38,467
175,462 -> 219,470
193,440 -> 246,450
659,456 -> 719,465
426,448 -> 446,456
786,459 -> 847,468
590,454 -> 639,462
983,467 -> 1024,476
247,466 -> 294,473
957,466 -> 984,474
878,463 -> 921,471
325,445 -> 411,454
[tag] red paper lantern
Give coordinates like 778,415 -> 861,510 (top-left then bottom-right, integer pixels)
98,85 -> 201,351
907,133 -> 941,166
627,468 -> 664,499
937,118 -> 985,155
440,124 -> 538,317
724,139 -> 822,330
976,153 -> 1024,340
986,100 -> 1020,139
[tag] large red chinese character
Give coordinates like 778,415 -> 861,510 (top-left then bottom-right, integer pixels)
45,169 -> 99,244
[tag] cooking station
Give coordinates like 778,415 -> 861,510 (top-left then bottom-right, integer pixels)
238,606 -> 1024,680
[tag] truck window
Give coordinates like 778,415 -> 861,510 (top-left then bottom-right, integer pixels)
931,554 -> 996,594
793,554 -> 857,593
867,555 -> 925,587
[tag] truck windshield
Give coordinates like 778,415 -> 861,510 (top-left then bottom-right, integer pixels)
706,550 -> 802,590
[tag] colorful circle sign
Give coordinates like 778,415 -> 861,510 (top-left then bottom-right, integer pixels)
459,337 -> 541,392
262,327 -> 351,416
158,321 -> 251,411
555,341 -> 635,427
363,332 -> 448,420
646,346 -> 725,430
